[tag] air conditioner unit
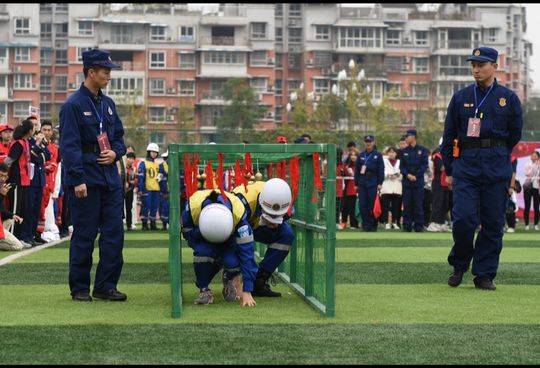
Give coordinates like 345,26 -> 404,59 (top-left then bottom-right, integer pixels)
69,83 -> 76,89
288,18 -> 301,27
55,41 -> 63,48
257,93 -> 263,100
403,36 -> 411,43
167,37 -> 172,41
166,115 -> 175,121
306,58 -> 314,66
265,111 -> 275,119
15,66 -> 21,72
167,88 -> 176,94
267,57 -> 275,64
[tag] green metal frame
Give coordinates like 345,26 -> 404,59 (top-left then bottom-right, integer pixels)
167,143 -> 336,318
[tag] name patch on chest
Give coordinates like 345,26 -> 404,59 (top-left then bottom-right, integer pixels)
83,111 -> 92,116
108,106 -> 113,115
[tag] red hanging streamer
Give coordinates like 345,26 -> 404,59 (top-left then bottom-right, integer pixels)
244,152 -> 253,176
191,154 -> 200,193
204,160 -> 214,189
216,153 -> 228,203
312,153 -> 323,203
234,159 -> 247,191
183,153 -> 193,198
287,156 -> 301,216
227,168 -> 232,190
267,163 -> 274,179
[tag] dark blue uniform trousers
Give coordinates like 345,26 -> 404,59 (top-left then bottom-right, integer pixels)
358,185 -> 377,231
68,185 -> 125,294
20,185 -> 43,242
140,191 -> 160,221
159,193 -> 169,224
190,239 -> 241,290
402,185 -> 424,230
254,222 -> 295,273
448,177 -> 507,280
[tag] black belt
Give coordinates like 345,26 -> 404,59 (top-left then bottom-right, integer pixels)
461,138 -> 506,150
82,143 -> 100,154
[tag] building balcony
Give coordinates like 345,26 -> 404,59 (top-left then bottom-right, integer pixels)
333,40 -> 384,53
200,6 -> 248,26
339,6 -> 382,20
106,91 -> 144,105
433,39 -> 480,50
0,87 -> 12,101
118,61 -> 146,71
199,36 -> 248,47
98,36 -> 146,51
331,63 -> 386,79
198,91 -> 232,106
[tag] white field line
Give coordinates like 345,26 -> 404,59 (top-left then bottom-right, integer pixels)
0,236 -> 69,267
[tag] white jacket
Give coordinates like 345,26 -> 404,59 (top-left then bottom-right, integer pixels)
381,157 -> 402,195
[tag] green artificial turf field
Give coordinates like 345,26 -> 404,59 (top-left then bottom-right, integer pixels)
0,230 -> 538,364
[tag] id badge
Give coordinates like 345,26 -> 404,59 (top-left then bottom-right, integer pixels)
360,165 -> 366,174
467,118 -> 481,138
97,132 -> 111,152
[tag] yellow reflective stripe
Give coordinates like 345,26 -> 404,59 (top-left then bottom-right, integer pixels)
236,235 -> 254,244
269,243 -> 291,251
193,256 -> 215,263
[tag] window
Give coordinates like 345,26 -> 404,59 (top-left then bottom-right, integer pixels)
275,53 -> 283,68
313,51 -> 331,67
151,26 -> 167,41
40,4 -> 52,12
150,132 -> 166,146
179,26 -> 195,43
439,55 -> 469,76
275,4 -> 283,17
275,79 -> 282,95
14,18 -> 30,35
40,103 -> 52,119
55,75 -> 67,91
111,25 -> 133,44
40,23 -> 52,38
313,79 -> 329,94
288,80 -> 301,91
487,28 -> 498,43
288,53 -> 301,69
384,56 -> 408,72
76,72 -> 85,86
149,107 -> 166,122
385,82 -> 401,97
414,31 -> 428,46
55,3 -> 68,13
275,106 -> 282,122
0,75 -> 5,88
289,3 -> 301,17
150,79 -> 165,94
150,52 -> 166,68
339,27 -> 382,48
179,80 -> 195,96
0,49 -> 6,64
0,103 -> 6,123
14,74 -> 32,89
179,53 -> 195,69
14,101 -> 31,117
40,75 -> 52,91
77,47 -> 93,62
40,49 -> 52,64
14,48 -> 30,62
251,23 -> 266,39
250,51 -> 267,66
108,77 -> 143,95
78,21 -> 93,36
412,83 -> 428,99
288,28 -> 302,43
436,82 -> 468,98
276,27 -> 283,42
203,51 -> 245,65
386,30 -> 400,45
315,25 -> 330,41
55,23 -> 68,38
55,49 -> 67,64
413,57 -> 429,73
250,78 -> 267,93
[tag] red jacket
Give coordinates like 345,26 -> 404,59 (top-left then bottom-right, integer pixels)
0,142 -> 10,164
10,139 -> 31,186
336,163 -> 345,198
344,165 -> 357,196
44,143 -> 60,191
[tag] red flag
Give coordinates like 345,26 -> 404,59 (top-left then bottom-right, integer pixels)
312,153 -> 323,202
227,168 -> 232,190
244,152 -> 253,176
267,163 -> 273,179
234,159 -> 248,191
183,153 -> 193,197
287,156 -> 301,216
372,194 -> 382,219
216,153 -> 228,202
204,160 -> 214,189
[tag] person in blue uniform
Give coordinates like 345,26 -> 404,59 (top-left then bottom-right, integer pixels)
441,47 -> 522,291
158,150 -> 169,231
181,189 -> 258,307
59,49 -> 127,302
354,135 -> 384,232
399,130 -> 429,232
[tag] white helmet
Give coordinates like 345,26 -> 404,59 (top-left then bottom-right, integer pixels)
161,150 -> 169,158
258,178 -> 292,217
199,203 -> 234,243
147,143 -> 159,153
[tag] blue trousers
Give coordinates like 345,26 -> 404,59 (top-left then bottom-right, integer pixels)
189,239 -> 241,290
159,193 -> 169,224
448,177 -> 507,280
254,221 -> 295,274
68,185 -> 124,294
20,185 -> 43,242
358,185 -> 377,231
140,190 -> 160,221
402,185 -> 425,230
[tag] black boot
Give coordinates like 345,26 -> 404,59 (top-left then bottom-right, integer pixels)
252,269 -> 281,297
162,222 -> 168,231
150,220 -> 158,231
141,220 -> 149,231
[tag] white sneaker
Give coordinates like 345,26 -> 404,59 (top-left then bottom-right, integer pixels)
525,225 -> 529,231
385,223 -> 391,230
427,223 -> 441,232
535,225 -> 539,231
507,227 -> 515,233
20,241 -> 32,249
392,223 -> 400,230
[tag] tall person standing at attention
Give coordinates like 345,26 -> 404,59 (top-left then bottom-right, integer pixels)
441,47 -> 522,291
60,49 -> 127,302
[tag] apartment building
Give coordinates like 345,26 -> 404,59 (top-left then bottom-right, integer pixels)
0,3 -> 533,146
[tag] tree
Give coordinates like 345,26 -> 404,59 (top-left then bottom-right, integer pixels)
176,104 -> 197,143
120,89 -> 148,156
216,78 -> 265,142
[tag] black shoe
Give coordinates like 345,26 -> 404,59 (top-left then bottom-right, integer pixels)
252,269 -> 281,297
448,270 -> 464,287
92,289 -> 128,301
473,277 -> 496,291
59,231 -> 69,238
162,222 -> 168,231
72,291 -> 92,302
414,227 -> 424,233
403,227 -> 412,232
30,240 -> 39,247
141,221 -> 149,231
34,236 -> 47,245
150,221 -> 158,231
